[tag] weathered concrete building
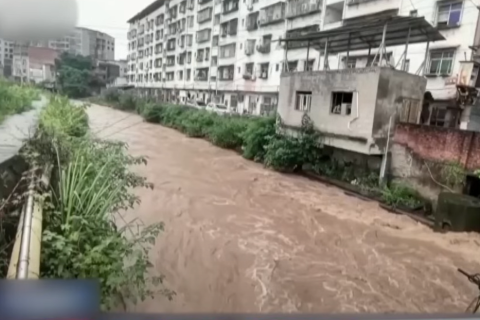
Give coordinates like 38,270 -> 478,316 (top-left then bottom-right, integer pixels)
278,67 -> 426,155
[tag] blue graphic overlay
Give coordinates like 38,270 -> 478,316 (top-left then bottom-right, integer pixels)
0,280 -> 99,320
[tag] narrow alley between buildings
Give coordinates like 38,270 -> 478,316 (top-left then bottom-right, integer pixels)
88,104 -> 480,313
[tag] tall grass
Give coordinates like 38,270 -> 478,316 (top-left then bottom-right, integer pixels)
0,80 -> 40,123
28,96 -> 173,309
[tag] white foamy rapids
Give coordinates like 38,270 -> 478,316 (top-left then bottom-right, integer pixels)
0,0 -> 78,41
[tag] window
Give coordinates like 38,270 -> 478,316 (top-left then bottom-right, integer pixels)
187,69 -> 191,80
437,2 -> 462,27
404,59 -> 410,72
430,107 -> 447,127
428,49 -> 455,75
260,63 -> 269,79
220,43 -> 236,58
178,70 -> 183,80
214,14 -> 221,25
213,35 -> 219,46
276,63 -> 279,71
295,91 -> 312,112
197,28 -> 211,43
331,92 -> 353,115
345,57 -> 356,69
212,56 -> 218,66
304,60 -> 315,71
230,95 -> 238,109
188,16 -> 194,28
198,7 -> 213,23
399,98 -> 421,123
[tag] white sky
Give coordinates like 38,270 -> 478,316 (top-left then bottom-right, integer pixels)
77,0 -> 154,60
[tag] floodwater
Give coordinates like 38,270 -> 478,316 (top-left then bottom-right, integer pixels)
87,104 -> 480,313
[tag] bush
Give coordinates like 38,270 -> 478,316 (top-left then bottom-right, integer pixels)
207,117 -> 249,149
242,117 -> 276,162
181,110 -> 217,138
381,182 -> 423,209
29,96 -> 173,310
264,134 -> 305,172
39,95 -> 89,138
118,91 -> 138,111
0,79 -> 40,123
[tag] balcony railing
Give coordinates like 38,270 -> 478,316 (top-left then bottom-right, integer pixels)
245,40 -> 255,55
246,12 -> 259,30
218,66 -> 234,80
223,0 -> 239,14
195,69 -> 209,81
287,0 -> 322,18
259,2 -> 285,26
286,25 -> 319,49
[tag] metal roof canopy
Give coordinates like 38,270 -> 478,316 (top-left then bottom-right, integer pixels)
279,11 -> 445,53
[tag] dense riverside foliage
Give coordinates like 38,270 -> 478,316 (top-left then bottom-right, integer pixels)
23,96 -> 173,309
0,80 -> 40,123
95,89 -> 425,211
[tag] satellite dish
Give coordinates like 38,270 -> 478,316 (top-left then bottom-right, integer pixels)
0,0 -> 78,41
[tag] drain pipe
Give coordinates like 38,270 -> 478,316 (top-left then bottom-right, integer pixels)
8,164 -> 51,279
348,90 -> 359,130
16,174 -> 36,279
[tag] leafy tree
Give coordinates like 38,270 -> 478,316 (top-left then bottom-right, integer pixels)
55,52 -> 104,98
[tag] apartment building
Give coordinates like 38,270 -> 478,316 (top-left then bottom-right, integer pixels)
127,0 -> 480,115
0,39 -> 14,76
127,0 -> 317,114
320,0 -> 480,111
29,27 -> 115,60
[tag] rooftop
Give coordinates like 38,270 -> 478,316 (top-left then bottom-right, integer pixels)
280,10 -> 445,53
127,0 -> 166,23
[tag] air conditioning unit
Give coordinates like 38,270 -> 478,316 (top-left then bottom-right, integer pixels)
247,4 -> 253,10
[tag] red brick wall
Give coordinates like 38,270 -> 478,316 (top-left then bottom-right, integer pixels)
394,123 -> 480,170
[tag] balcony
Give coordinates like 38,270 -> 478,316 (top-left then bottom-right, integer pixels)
259,64 -> 269,79
245,39 -> 255,55
195,68 -> 209,81
243,63 -> 254,79
220,19 -> 238,37
198,0 -> 212,4
287,0 -> 322,18
259,2 -> 285,26
198,7 -> 213,23
180,1 -> 186,13
286,25 -> 319,49
222,0 -> 239,14
197,28 -> 212,43
246,12 -> 259,31
218,65 -> 234,80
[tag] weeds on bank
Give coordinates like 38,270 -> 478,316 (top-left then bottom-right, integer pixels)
98,89 -> 426,211
23,96 -> 173,309
0,80 -> 40,123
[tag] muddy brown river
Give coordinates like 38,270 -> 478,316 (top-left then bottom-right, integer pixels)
87,104 -> 480,313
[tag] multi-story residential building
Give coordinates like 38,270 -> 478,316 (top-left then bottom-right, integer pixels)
29,27 -> 115,60
127,0 -> 480,116
0,39 -> 14,76
317,0 -> 480,120
127,0 -> 310,114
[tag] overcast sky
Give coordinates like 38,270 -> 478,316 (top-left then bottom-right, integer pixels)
77,0 -> 154,60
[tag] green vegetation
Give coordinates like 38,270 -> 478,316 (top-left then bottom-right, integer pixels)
55,53 -> 105,98
21,95 -> 173,309
97,89 -> 427,211
0,79 -> 40,123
